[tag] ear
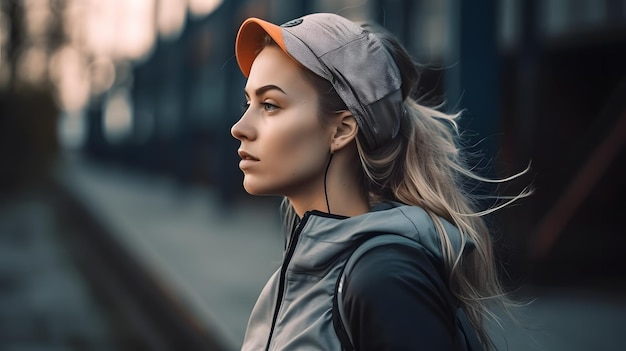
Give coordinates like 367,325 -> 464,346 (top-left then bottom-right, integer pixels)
330,111 -> 358,153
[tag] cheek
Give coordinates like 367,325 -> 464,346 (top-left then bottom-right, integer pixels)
284,128 -> 322,152
247,121 -> 330,193
268,115 -> 327,156
279,124 -> 328,165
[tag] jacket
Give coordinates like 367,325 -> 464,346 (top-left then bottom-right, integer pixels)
241,202 -> 474,350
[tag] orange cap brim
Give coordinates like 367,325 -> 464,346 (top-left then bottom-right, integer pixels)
235,18 -> 286,77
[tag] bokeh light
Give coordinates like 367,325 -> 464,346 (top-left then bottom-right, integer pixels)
189,0 -> 223,18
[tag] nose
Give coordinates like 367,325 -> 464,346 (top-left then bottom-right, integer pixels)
231,110 -> 255,141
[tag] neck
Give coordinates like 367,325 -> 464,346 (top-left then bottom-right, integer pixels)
289,149 -> 369,218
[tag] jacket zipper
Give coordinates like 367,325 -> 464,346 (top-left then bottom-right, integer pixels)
264,214 -> 309,351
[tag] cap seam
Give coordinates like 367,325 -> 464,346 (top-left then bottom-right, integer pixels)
316,32 -> 369,60
283,30 -> 331,78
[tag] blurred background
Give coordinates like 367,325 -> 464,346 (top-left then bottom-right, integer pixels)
0,0 -> 624,350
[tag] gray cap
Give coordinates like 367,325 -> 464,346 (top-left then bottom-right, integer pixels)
235,13 -> 403,150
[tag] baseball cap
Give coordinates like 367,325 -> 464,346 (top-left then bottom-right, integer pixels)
235,13 -> 403,151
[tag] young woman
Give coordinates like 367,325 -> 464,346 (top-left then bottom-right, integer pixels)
231,13 -> 527,350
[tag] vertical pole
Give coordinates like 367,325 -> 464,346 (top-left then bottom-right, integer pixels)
445,0 -> 500,172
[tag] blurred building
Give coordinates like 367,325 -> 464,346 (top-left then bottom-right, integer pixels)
2,0 -> 625,289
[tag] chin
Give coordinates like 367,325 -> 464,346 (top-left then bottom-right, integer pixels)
243,178 -> 290,197
243,180 -> 272,196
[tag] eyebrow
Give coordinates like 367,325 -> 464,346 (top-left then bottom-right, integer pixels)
245,84 -> 287,98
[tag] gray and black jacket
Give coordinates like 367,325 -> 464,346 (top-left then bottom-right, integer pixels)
241,202 -> 475,350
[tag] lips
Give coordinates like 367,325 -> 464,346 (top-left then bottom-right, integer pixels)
238,150 -> 259,161
238,150 -> 259,170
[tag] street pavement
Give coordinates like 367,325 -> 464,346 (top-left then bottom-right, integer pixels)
0,188 -> 127,350
4,153 -> 623,350
57,154 -> 284,349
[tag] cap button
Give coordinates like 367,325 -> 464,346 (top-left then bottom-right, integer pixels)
281,18 -> 303,27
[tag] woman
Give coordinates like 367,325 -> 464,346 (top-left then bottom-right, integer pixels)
231,13 -> 527,350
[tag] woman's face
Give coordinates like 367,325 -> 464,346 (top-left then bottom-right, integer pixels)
231,45 -> 334,198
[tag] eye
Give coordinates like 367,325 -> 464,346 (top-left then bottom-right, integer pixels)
262,102 -> 278,112
241,101 -> 250,112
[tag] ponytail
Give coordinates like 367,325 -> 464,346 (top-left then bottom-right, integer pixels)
355,24 -> 531,350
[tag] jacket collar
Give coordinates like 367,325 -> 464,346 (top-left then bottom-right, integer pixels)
288,202 -> 474,273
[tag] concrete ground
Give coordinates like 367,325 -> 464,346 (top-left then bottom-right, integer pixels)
0,189 -> 128,350
2,153 -> 625,350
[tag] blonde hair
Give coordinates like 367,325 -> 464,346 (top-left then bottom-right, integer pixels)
358,97 -> 531,349
264,25 -> 530,349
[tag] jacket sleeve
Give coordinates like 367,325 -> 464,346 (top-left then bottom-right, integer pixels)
342,243 -> 459,350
